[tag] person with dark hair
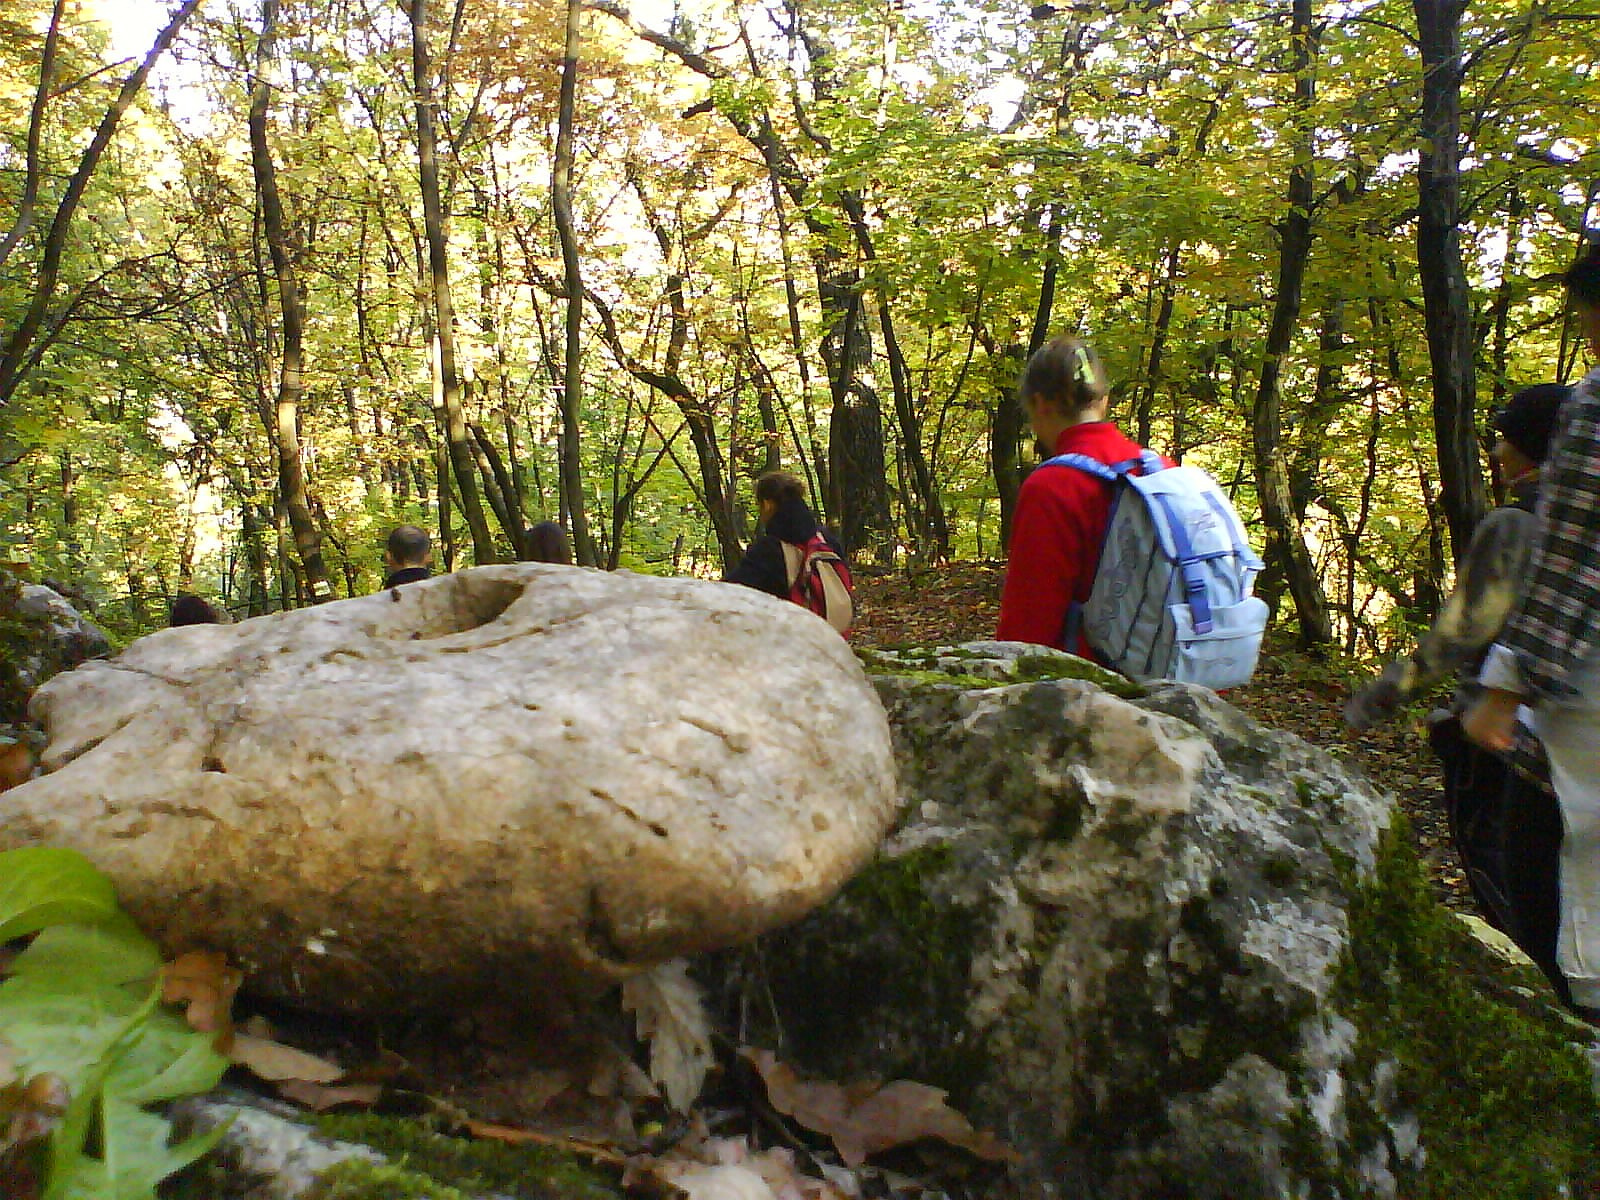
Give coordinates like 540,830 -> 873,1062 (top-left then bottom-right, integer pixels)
1466,239 -> 1600,1015
1347,382 -> 1569,996
1348,383 -> 1570,727
382,525 -> 433,589
521,521 -> 573,565
997,335 -> 1158,655
726,471 -> 853,632
169,594 -> 221,626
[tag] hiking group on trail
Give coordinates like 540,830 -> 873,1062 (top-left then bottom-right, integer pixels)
987,239 -> 1600,1022
47,229 -> 1600,1021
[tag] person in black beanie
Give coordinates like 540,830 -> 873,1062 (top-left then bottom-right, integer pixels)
1346,381 -> 1570,998
1348,381 -> 1571,728
1467,240 -> 1600,1018
1493,381 -> 1569,477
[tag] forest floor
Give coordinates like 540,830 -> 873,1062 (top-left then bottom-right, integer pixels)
849,560 -> 1473,914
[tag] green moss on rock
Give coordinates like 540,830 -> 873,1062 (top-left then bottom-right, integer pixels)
736,844 -> 987,1098
306,1159 -> 467,1200
868,665 -> 999,690
1011,652 -> 1146,698
307,1114 -> 621,1200
1307,816 -> 1600,1198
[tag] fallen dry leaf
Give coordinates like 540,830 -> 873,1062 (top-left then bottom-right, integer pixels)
274,1079 -> 383,1111
0,742 -> 32,793
229,1033 -> 343,1084
1,1070 -> 70,1200
161,951 -> 241,1048
742,1049 -> 1018,1168
636,1135 -> 853,1200
621,959 -> 714,1112
652,1162 -> 778,1200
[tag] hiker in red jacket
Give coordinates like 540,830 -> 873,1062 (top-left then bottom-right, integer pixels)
997,336 -> 1159,658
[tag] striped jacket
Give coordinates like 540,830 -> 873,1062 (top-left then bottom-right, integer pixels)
1491,365 -> 1600,703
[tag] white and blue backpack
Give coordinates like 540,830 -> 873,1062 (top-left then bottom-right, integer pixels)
1044,449 -> 1269,690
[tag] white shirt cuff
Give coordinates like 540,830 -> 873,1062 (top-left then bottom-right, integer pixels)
1478,643 -> 1526,694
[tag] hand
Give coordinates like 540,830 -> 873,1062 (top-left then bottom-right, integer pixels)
1344,675 -> 1401,731
1462,688 -> 1521,753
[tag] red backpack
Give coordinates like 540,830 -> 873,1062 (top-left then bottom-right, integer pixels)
780,533 -> 854,636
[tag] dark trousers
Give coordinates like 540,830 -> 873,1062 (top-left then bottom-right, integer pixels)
1429,713 -> 1567,1004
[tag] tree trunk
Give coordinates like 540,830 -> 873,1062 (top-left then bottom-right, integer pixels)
551,0 -> 597,566
408,0 -> 498,566
1136,243 -> 1182,450
989,208 -> 1064,550
249,0 -> 332,601
470,422 -> 526,552
1250,0 -> 1334,650
839,195 -> 948,561
1414,0 -> 1487,560
0,0 -> 67,272
821,278 -> 893,559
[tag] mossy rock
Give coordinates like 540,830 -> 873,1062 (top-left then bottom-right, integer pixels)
307,1115 -> 620,1200
162,1101 -> 623,1200
703,843 -> 989,1097
707,654 -> 1600,1198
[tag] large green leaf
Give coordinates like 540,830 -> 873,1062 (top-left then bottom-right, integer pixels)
0,976 -> 144,1087
7,916 -> 162,989
0,848 -> 119,942
0,847 -> 228,1199
53,1099 -> 227,1200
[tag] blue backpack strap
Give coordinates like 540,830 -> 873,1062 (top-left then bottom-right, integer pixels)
1150,491 -> 1215,635
1041,452 -> 1119,482
1201,491 -> 1265,569
1136,449 -> 1164,477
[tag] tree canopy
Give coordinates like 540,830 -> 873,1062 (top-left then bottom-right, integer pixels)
1,0 -> 1596,652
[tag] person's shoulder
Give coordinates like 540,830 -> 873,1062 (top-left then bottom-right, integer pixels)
1569,367 -> 1600,409
1470,505 -> 1535,550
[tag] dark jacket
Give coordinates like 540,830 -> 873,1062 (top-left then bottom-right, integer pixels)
726,497 -> 840,599
382,566 -> 432,590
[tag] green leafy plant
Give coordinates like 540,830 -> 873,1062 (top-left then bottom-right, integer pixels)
0,847 -> 229,1199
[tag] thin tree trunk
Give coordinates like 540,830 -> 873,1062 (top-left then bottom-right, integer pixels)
435,428 -> 456,572
408,0 -> 498,565
1137,243 -> 1182,450
1414,0 -> 1487,559
1251,0 -> 1333,649
0,0 -> 67,271
470,421 -> 525,550
838,195 -> 948,561
552,0 -> 597,566
250,0 -> 331,601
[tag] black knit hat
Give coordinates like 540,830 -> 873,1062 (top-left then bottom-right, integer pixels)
1493,383 -> 1571,464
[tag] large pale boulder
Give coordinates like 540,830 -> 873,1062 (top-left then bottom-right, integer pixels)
0,565 -> 897,1013
705,643 -> 1600,1200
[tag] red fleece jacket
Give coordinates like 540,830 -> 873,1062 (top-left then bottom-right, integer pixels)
996,421 -> 1149,655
